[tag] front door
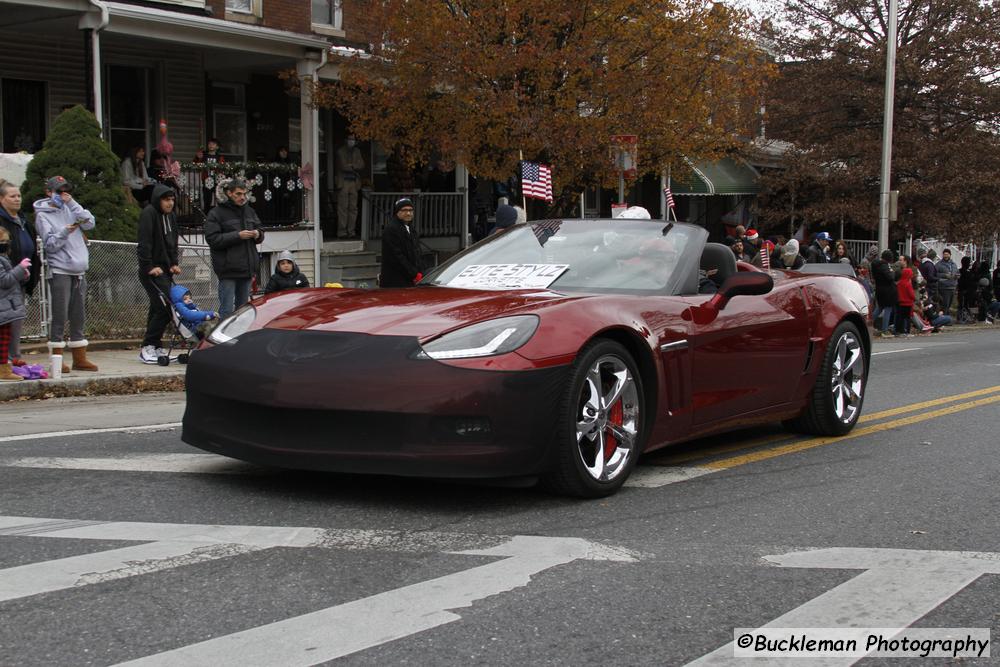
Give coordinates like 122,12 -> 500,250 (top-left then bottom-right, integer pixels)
104,65 -> 152,160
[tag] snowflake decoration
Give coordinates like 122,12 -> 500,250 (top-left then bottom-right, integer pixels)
264,189 -> 272,201
254,174 -> 264,186
273,176 -> 282,189
286,179 -> 295,191
205,176 -> 215,189
296,179 -> 303,190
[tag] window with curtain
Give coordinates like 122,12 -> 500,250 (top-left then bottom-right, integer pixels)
312,0 -> 342,28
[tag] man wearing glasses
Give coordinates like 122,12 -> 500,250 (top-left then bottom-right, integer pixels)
379,198 -> 424,288
205,178 -> 265,317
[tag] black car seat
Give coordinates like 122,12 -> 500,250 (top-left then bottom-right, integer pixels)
700,242 -> 737,286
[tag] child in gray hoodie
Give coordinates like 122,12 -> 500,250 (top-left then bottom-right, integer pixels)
32,176 -> 99,372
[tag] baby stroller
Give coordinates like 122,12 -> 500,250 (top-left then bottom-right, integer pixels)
151,282 -> 201,367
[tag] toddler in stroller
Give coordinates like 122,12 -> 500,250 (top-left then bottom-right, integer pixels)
148,283 -> 217,366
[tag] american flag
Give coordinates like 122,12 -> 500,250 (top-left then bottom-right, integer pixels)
759,246 -> 770,269
663,184 -> 676,209
521,161 -> 553,202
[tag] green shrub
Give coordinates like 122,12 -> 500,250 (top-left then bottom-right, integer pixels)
23,105 -> 139,241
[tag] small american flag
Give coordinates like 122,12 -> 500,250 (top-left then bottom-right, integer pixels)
663,185 -> 676,209
759,246 -> 770,269
521,161 -> 553,202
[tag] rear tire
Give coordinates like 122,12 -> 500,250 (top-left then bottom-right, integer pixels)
177,353 -> 189,364
784,321 -> 867,436
156,356 -> 170,367
542,339 -> 645,498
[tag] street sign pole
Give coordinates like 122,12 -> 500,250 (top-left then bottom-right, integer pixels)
878,0 -> 898,251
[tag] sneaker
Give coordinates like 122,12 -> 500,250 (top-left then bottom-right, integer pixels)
155,347 -> 179,361
139,345 -> 159,364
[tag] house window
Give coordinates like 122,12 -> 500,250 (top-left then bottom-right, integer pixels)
312,0 -> 342,28
226,0 -> 262,16
1,79 -> 47,153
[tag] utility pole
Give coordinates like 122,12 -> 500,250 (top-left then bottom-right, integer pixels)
878,0 -> 898,251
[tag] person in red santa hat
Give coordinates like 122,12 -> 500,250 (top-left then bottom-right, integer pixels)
743,228 -> 761,258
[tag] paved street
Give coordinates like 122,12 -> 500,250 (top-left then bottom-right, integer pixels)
1,328 -> 998,666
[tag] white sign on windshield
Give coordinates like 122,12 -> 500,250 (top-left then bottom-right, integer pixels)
447,264 -> 569,290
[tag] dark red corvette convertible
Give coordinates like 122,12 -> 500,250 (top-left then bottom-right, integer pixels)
183,219 -> 871,497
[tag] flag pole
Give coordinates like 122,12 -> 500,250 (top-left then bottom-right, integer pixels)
667,164 -> 678,222
518,150 -> 527,212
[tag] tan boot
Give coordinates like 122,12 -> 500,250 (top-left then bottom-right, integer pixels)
69,341 -> 99,372
0,362 -> 23,382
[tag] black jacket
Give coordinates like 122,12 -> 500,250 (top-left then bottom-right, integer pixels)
264,264 -> 309,294
136,184 -> 179,275
0,207 -> 40,295
871,258 -> 899,307
204,200 -> 265,279
380,218 -> 422,287
805,241 -> 829,264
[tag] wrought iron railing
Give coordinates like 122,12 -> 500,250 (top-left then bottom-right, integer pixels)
172,162 -> 307,231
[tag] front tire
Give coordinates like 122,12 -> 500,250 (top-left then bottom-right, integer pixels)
543,340 -> 644,498
784,321 -> 867,436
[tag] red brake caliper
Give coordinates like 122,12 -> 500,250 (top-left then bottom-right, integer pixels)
604,400 -> 623,459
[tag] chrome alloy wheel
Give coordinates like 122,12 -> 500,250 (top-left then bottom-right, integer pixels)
575,354 -> 640,482
830,330 -> 865,424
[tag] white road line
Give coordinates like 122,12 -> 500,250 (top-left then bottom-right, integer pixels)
687,547 -> 1000,666
3,453 -> 262,475
0,541 -> 261,602
115,536 -> 634,667
625,465 -> 714,487
871,347 -> 923,355
0,423 -> 181,443
2,455 -> 717,488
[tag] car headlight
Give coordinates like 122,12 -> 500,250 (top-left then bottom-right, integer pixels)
207,304 -> 257,344
416,315 -> 539,360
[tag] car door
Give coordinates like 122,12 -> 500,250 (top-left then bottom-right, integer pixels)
687,280 -> 810,426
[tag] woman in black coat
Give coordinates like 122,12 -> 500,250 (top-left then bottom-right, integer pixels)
871,249 -> 899,335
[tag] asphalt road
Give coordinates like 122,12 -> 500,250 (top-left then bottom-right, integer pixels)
1,327 -> 998,666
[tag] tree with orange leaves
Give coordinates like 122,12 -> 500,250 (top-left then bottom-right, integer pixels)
310,1 -> 772,196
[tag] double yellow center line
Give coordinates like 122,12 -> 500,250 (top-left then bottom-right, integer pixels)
650,385 -> 1000,471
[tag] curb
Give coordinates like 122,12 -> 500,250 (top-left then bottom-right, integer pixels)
0,372 -> 186,402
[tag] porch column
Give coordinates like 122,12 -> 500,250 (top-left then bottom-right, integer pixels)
455,163 -> 469,248
79,6 -> 109,130
297,55 -> 325,286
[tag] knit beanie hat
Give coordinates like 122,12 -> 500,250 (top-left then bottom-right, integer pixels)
494,205 -> 518,229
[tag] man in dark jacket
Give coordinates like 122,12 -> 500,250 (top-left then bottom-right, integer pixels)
805,231 -> 832,263
871,249 -> 899,336
136,184 -> 181,364
379,198 -> 423,288
0,179 -> 39,365
205,178 -> 265,317
917,248 -> 938,301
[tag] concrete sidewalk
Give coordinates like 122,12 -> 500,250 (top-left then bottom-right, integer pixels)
1,348 -> 186,401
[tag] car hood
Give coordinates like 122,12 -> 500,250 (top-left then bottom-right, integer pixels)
256,287 -> 588,338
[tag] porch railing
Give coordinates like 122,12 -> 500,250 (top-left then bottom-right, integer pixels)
172,163 -> 306,231
360,191 -> 464,240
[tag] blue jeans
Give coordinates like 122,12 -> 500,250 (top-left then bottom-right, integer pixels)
218,278 -> 251,319
873,303 -> 893,332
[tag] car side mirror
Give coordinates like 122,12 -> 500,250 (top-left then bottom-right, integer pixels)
707,272 -> 774,311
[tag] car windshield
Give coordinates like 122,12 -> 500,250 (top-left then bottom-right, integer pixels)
424,219 -> 707,295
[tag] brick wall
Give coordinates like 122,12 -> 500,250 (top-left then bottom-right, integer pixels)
263,0 -> 311,34
206,0 -> 226,18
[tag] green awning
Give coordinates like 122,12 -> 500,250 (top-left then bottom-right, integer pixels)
670,157 -> 761,196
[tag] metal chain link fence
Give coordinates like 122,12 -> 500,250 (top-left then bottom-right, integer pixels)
23,240 -> 219,341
